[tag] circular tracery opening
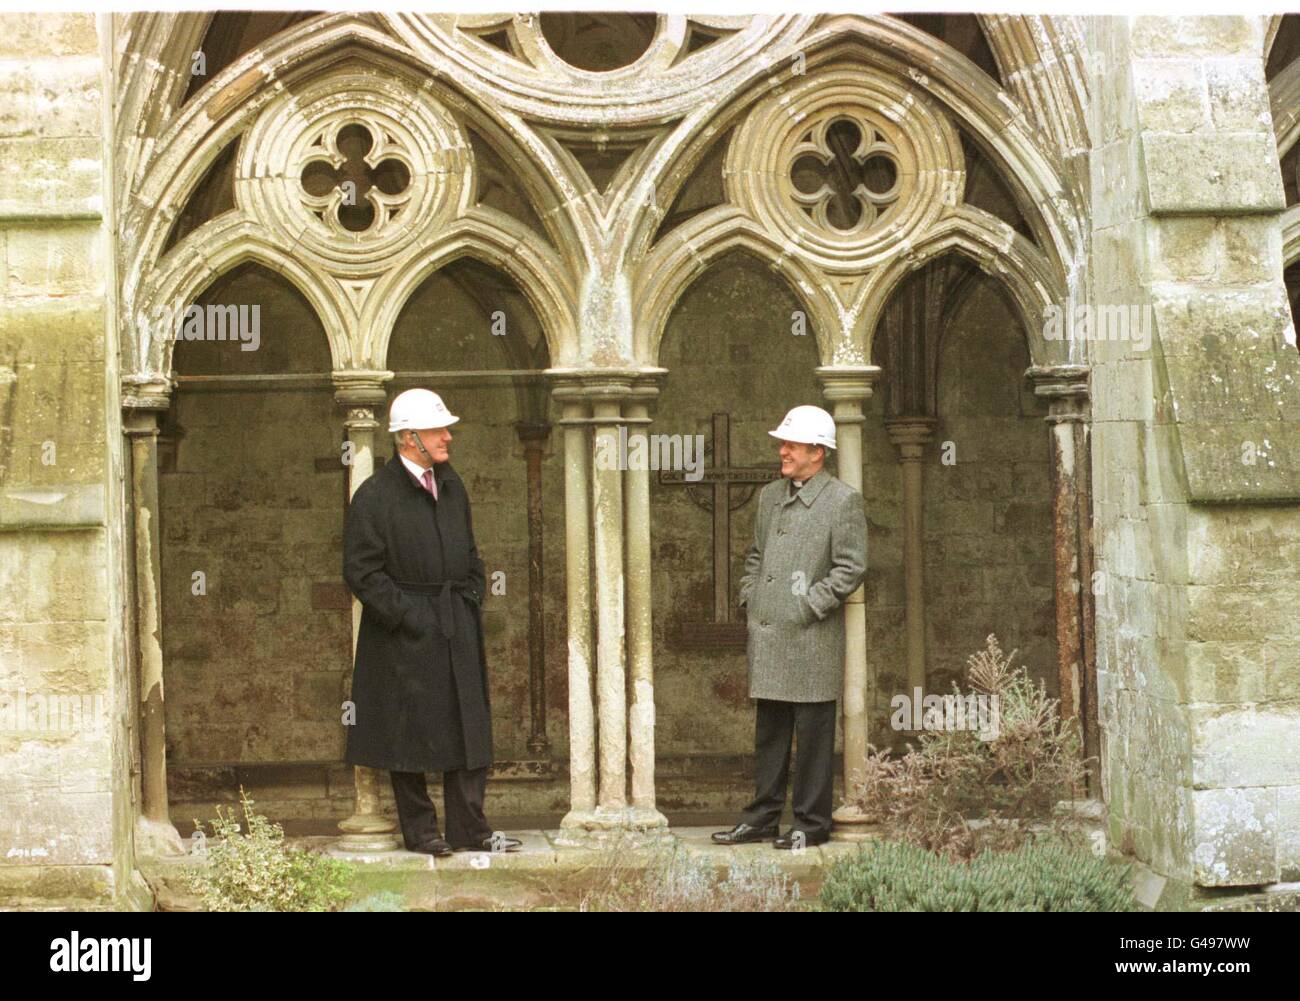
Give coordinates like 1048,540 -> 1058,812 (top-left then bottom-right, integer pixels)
299,122 -> 411,233
538,12 -> 658,72
788,117 -> 901,234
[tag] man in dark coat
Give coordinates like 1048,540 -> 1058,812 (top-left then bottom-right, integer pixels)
343,388 -> 520,856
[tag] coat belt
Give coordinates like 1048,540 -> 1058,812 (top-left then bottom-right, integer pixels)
394,579 -> 467,639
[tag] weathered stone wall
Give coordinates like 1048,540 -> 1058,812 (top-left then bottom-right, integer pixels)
864,284 -> 1056,743
1089,14 -> 1300,888
922,284 -> 1056,696
161,266 -> 351,768
0,14 -> 144,908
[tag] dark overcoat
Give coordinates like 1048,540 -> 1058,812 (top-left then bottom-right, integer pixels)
342,454 -> 491,773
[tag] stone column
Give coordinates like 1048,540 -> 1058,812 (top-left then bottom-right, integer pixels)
817,366 -> 881,840
885,417 -> 936,703
624,373 -> 669,829
333,372 -> 399,852
589,380 -> 630,820
122,378 -> 185,856
515,420 -> 552,758
551,378 -> 597,826
1026,365 -> 1097,778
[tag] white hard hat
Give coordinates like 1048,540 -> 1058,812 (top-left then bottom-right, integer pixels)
768,405 -> 837,450
388,388 -> 459,432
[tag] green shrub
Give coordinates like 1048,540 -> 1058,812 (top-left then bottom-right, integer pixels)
184,788 -> 355,912
819,838 -> 1136,912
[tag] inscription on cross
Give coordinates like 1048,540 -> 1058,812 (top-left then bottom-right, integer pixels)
659,412 -> 782,648
300,123 -> 412,233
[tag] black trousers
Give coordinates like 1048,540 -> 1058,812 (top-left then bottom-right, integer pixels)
739,698 -> 837,839
389,767 -> 491,850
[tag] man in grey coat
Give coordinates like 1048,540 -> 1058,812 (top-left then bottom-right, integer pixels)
713,405 -> 867,849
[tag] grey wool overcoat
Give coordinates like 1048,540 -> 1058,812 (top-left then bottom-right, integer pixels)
737,467 -> 868,702
342,454 -> 491,773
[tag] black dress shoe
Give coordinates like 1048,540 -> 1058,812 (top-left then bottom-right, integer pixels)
409,837 -> 453,857
774,830 -> 828,850
453,835 -> 523,853
711,823 -> 778,845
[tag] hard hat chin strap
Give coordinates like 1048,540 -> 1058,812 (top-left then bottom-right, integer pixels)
407,429 -> 437,467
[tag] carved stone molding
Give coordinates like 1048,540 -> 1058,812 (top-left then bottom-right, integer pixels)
726,65 -> 963,272
384,13 -> 810,125
238,72 -> 470,277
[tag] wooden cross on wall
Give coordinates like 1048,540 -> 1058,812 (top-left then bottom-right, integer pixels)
659,412 -> 782,648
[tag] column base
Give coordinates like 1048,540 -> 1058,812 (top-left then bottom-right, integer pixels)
830,803 -> 882,843
337,812 -> 400,853
555,805 -> 672,848
134,815 -> 186,857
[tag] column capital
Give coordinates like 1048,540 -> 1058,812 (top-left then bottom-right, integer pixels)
548,368 -> 665,423
332,369 -> 392,409
815,365 -> 883,402
121,375 -> 174,415
546,367 -> 665,402
628,369 -> 666,406
885,417 -> 937,459
1026,364 -> 1090,421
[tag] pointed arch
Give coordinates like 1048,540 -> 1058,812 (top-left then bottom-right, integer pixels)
634,208 -> 843,368
624,17 -> 1081,318
858,207 -> 1064,369
136,217 -> 350,377
366,212 -> 578,370
119,20 -> 584,381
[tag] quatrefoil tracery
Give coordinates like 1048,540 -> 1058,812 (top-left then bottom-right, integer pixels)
299,122 -> 414,235
726,69 -> 961,271
238,72 -> 468,275
788,118 -> 902,236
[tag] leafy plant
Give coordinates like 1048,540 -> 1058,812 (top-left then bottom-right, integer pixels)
819,839 -> 1136,912
849,634 -> 1091,859
184,787 -> 354,912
